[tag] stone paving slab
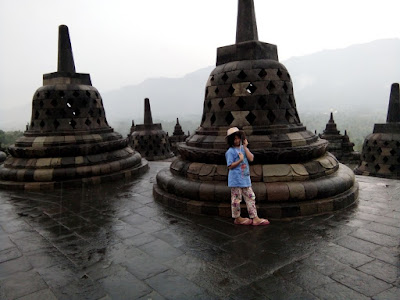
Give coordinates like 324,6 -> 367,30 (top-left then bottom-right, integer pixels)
0,161 -> 399,299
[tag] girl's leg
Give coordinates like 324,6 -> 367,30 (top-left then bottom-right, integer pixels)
231,187 -> 242,218
242,187 -> 258,219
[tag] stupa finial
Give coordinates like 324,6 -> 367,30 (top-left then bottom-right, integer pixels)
329,112 -> 334,123
236,0 -> 259,43
57,25 -> 76,73
144,98 -> 153,125
387,83 -> 400,123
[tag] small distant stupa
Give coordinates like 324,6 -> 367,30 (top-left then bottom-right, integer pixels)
0,25 -> 148,190
129,98 -> 174,161
319,113 -> 360,166
355,83 -> 400,179
169,118 -> 189,155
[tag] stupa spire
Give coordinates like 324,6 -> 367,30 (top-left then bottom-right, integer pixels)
57,25 -> 76,73
144,98 -> 153,125
236,0 -> 259,43
387,83 -> 400,123
329,112 -> 334,123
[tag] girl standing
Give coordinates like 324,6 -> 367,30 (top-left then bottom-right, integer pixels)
225,127 -> 269,226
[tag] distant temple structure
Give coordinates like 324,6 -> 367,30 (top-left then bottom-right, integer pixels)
154,0 -> 358,218
355,83 -> 400,179
0,25 -> 148,190
319,113 -> 360,166
168,118 -> 189,155
129,98 -> 174,161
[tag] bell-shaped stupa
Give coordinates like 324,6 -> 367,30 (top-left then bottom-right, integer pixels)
0,25 -> 148,190
129,98 -> 174,161
319,113 -> 360,166
355,83 -> 400,179
169,118 -> 189,155
154,0 -> 358,218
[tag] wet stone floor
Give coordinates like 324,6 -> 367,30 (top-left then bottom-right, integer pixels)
0,161 -> 399,300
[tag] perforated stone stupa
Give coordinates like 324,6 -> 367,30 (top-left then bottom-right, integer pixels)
169,118 -> 189,155
355,83 -> 400,179
0,25 -> 148,190
154,0 -> 358,218
129,98 -> 174,161
319,113 -> 360,166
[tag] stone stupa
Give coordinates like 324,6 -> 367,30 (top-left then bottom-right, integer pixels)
355,83 -> 400,179
129,98 -> 174,161
169,118 -> 189,155
0,25 -> 148,190
154,0 -> 358,219
319,113 -> 360,166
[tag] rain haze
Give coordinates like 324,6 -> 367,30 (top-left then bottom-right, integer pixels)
1,0 -> 400,130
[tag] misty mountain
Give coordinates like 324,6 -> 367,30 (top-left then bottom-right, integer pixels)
3,38 -> 400,132
103,38 -> 400,126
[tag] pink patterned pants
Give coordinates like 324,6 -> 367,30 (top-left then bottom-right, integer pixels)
231,187 -> 258,219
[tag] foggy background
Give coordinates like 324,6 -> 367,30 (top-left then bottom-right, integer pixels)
1,0 -> 400,151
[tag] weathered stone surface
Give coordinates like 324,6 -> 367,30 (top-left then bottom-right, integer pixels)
0,25 -> 148,190
355,83 -> 400,179
154,0 -> 357,218
129,98 -> 174,161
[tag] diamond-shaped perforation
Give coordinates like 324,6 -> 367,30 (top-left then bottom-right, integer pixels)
238,70 -> 247,80
215,87 -> 220,95
40,120 -> 45,128
228,85 -> 235,95
283,82 -> 289,93
73,91 -> 80,97
371,155 -> 376,162
258,69 -> 267,79
225,112 -> 234,125
222,73 -> 229,82
205,88 -> 209,98
45,91 -> 51,99
85,91 -> 91,97
35,111 -> 40,119
383,156 -> 389,163
236,97 -> 245,109
277,69 -> 283,78
97,119 -> 101,125
267,110 -> 276,124
39,100 -> 44,108
384,141 -> 389,146
69,119 -> 77,129
267,81 -> 275,92
219,100 -> 225,109
285,110 -> 294,123
60,109 -> 67,118
246,112 -> 256,125
275,96 -> 282,107
53,119 -> 60,129
258,96 -> 267,108
88,109 -> 94,117
201,114 -> 206,123
85,119 -> 92,126
51,99 -> 58,107
45,109 -> 51,116
35,92 -> 40,99
246,83 -> 257,94
210,75 -> 215,82
72,109 -> 80,117
66,99 -> 74,108
390,149 -> 396,155
374,164 -> 380,171
210,114 -> 216,125
207,101 -> 212,110
389,165 -> 396,172
377,148 -> 382,155
59,91 -> 65,98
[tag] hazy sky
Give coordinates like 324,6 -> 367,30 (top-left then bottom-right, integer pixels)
1,0 -> 400,114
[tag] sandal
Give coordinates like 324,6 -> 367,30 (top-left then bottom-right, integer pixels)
252,219 -> 270,226
234,218 -> 253,225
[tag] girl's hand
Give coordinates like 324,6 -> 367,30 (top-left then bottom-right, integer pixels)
243,139 -> 248,147
238,152 -> 244,162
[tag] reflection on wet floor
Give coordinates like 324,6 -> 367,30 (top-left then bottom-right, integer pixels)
0,161 -> 399,299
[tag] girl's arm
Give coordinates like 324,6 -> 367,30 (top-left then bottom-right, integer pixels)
243,139 -> 254,162
228,152 -> 244,169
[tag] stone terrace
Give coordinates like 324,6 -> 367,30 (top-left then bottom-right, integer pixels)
0,161 -> 399,299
